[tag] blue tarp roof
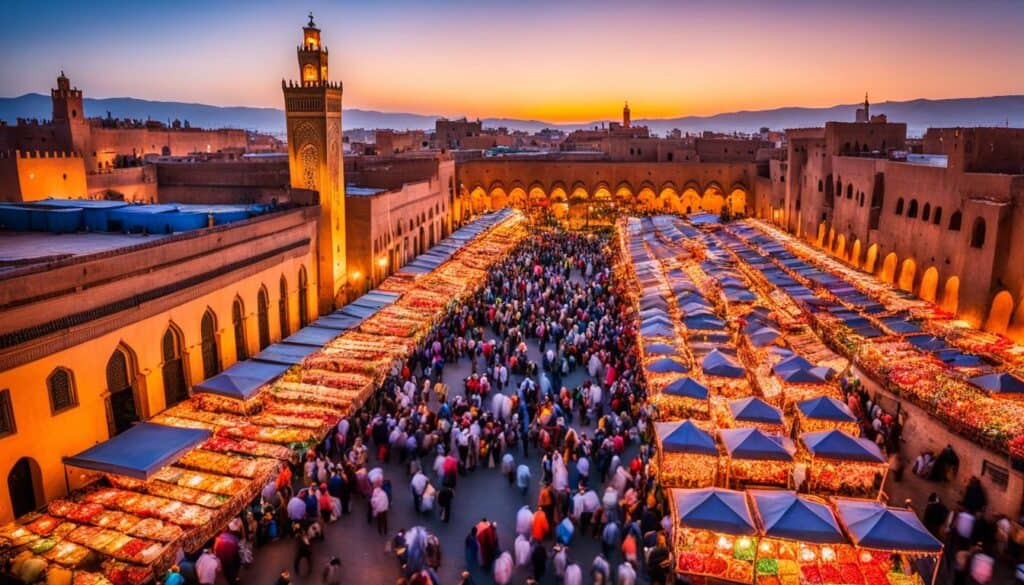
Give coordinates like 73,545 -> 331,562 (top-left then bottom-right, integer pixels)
729,397 -> 784,424
640,324 -> 676,339
644,343 -> 678,356
661,377 -> 709,400
254,342 -> 321,366
801,430 -> 885,463
750,490 -> 845,544
672,488 -> 757,535
834,499 -> 943,552
647,358 -> 689,374
193,360 -> 291,400
796,396 -> 857,422
702,349 -> 745,378
64,422 -> 210,480
283,326 -> 343,347
749,327 -> 782,347
657,421 -> 718,455
906,335 -> 949,352
773,355 -> 830,384
719,428 -> 795,461
969,372 -> 1024,394
684,313 -> 727,331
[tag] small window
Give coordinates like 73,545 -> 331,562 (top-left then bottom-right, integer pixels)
970,218 -> 986,248
0,389 -> 14,437
47,368 -> 78,414
933,207 -> 942,225
895,198 -> 904,215
922,203 -> 931,222
949,210 -> 962,231
907,200 -> 918,218
817,180 -> 823,192
846,185 -> 853,199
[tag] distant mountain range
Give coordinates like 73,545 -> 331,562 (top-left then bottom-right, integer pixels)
2,93 -> 1023,137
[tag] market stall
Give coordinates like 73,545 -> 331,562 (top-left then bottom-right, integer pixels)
792,396 -> 859,436
672,488 -> 760,584
748,490 -> 856,585
771,355 -> 837,410
799,430 -> 887,497
728,397 -> 786,435
833,498 -> 944,585
655,421 -> 719,487
718,428 -> 795,489
652,377 -> 710,420
702,349 -> 751,398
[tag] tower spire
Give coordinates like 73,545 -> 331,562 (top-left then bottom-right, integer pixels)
623,100 -> 631,128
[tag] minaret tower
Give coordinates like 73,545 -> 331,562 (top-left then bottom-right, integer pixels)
623,101 -> 631,128
51,71 -> 93,169
283,13 -> 347,312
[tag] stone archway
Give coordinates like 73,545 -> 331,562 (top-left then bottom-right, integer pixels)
985,291 -> 1015,335
508,187 -> 527,209
636,187 -> 657,210
863,243 -> 879,274
897,258 -> 917,292
701,185 -> 725,213
834,234 -> 846,260
941,276 -> 960,315
490,187 -> 508,210
680,188 -> 701,214
918,267 -> 939,303
7,457 -> 43,518
727,188 -> 747,216
469,186 -> 489,213
880,252 -> 899,284
849,239 -> 862,268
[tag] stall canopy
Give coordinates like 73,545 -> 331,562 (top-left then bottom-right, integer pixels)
772,355 -> 831,384
729,397 -> 784,424
193,360 -> 291,400
702,349 -> 745,378
834,499 -> 943,552
283,326 -> 343,347
662,377 -> 709,399
969,372 -> 1024,394
640,323 -> 676,339
748,327 -> 782,348
647,358 -> 690,374
796,396 -> 857,422
801,430 -> 885,463
64,422 -> 210,480
719,428 -> 795,461
657,421 -> 718,455
673,488 -> 757,535
684,313 -> 727,331
749,490 -> 845,544
254,342 -> 321,366
644,343 -> 678,356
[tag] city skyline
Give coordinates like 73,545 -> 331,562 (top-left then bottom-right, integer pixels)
2,0 -> 1024,123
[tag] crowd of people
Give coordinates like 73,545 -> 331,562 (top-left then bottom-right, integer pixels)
169,229 -> 683,585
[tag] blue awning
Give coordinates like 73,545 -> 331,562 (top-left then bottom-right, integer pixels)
193,360 -> 290,400
796,396 -> 857,422
749,490 -> 845,544
284,326 -> 343,347
657,421 -> 718,455
773,355 -> 830,384
640,324 -> 676,339
719,428 -> 795,461
969,372 -> 1024,394
729,397 -> 784,424
672,488 -> 757,535
905,334 -> 949,352
702,349 -> 745,378
64,422 -> 210,480
254,342 -> 320,366
684,313 -> 727,331
748,327 -> 782,348
647,358 -> 689,374
644,343 -> 678,356
801,430 -> 885,463
661,377 -> 709,399
834,498 -> 943,552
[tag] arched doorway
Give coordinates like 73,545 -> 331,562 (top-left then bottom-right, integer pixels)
298,266 -> 309,328
508,187 -> 527,209
727,189 -> 747,216
233,297 -> 248,361
490,187 -> 508,210
200,309 -> 220,380
701,186 -> 725,214
681,189 -> 701,214
257,287 -> 271,350
636,187 -> 656,211
469,187 -> 488,213
897,258 -> 917,292
863,244 -> 878,274
816,223 -> 827,247
161,325 -> 188,408
658,188 -> 680,213
941,277 -> 960,315
984,291 -> 1014,335
880,253 -> 899,284
279,276 -> 290,338
919,267 -> 939,302
834,234 -> 846,260
850,240 -> 862,268
106,345 -> 141,436
7,457 -> 43,518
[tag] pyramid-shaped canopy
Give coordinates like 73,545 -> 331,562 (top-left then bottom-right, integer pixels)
773,355 -> 830,383
647,358 -> 689,374
729,397 -> 784,424
719,428 -> 795,461
672,488 -> 757,535
749,490 -> 845,544
834,499 -> 943,552
644,342 -> 678,356
662,377 -> 709,400
657,421 -> 718,455
702,349 -> 745,378
749,327 -> 782,348
969,372 -> 1024,394
641,323 -> 676,339
796,396 -> 857,422
801,430 -> 885,463
685,313 -> 727,331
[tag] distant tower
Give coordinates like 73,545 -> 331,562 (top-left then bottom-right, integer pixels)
623,101 -> 631,128
51,72 -> 93,168
283,13 -> 348,312
855,92 -> 870,123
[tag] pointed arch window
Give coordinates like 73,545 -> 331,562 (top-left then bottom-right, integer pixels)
161,326 -> 188,407
47,368 -> 77,414
298,266 -> 310,327
257,287 -> 271,350
200,310 -> 220,379
279,276 -> 290,338
232,297 -> 248,361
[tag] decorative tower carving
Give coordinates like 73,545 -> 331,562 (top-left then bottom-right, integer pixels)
283,13 -> 347,313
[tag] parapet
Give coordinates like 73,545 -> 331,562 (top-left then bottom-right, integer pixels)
12,149 -> 81,159
282,79 -> 343,90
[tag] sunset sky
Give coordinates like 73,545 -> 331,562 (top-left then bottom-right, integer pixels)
3,0 -> 1024,123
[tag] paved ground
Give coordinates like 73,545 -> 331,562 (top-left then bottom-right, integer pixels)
242,270 -> 643,584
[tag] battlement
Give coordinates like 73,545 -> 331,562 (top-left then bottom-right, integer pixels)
297,45 -> 329,54
281,79 -> 343,91
2,150 -> 82,160
51,88 -> 83,99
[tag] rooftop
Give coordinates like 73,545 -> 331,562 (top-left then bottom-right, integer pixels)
0,231 -> 166,272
